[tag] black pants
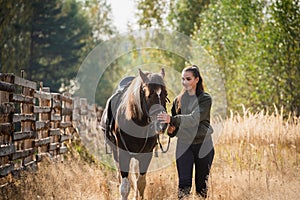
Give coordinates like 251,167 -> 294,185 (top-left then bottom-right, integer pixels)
176,137 -> 214,199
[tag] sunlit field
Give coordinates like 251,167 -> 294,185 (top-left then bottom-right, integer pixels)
1,107 -> 299,200
146,107 -> 300,199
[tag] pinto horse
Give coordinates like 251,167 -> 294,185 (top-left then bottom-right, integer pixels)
102,68 -> 168,199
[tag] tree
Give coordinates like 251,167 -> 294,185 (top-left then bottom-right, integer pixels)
1,0 -> 116,94
168,0 -> 210,37
195,0 -> 267,112
196,0 -> 300,114
134,0 -> 194,73
135,0 -> 169,28
26,0 -> 92,91
77,0 -> 116,41
0,0 -> 32,74
262,0 -> 300,115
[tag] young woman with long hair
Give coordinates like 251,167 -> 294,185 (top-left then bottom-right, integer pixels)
158,65 -> 214,199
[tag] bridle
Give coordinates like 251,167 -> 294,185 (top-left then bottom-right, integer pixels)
140,85 -> 171,154
118,84 -> 170,155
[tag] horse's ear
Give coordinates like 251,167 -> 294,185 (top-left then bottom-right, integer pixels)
160,68 -> 165,78
139,68 -> 150,84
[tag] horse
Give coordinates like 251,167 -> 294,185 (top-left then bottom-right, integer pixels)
101,68 -> 168,199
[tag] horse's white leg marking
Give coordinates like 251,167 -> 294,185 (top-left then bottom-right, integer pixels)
114,161 -> 121,183
120,177 -> 131,200
137,174 -> 146,199
130,158 -> 140,200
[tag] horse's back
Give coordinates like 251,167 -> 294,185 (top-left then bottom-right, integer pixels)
100,76 -> 135,133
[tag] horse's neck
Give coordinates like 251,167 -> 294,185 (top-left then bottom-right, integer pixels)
132,115 -> 149,126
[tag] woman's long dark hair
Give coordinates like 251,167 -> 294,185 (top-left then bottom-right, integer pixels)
176,65 -> 204,113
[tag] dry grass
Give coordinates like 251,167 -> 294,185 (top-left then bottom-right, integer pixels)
1,107 -> 299,200
0,146 -> 120,200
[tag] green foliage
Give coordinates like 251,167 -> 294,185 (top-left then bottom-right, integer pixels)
195,0 -> 266,111
263,0 -> 300,114
168,0 -> 210,36
0,0 -> 32,74
136,0 -> 169,28
195,0 -> 299,114
0,0 -> 115,93
133,0 -> 299,115
77,0 -> 116,41
27,0 -> 92,91
2,0 -> 298,115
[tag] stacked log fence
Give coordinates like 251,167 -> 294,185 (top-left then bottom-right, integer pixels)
0,73 -> 103,186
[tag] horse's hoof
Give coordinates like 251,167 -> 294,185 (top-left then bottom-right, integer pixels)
120,177 -> 130,200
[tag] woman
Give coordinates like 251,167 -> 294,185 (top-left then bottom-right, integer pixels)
158,65 -> 214,199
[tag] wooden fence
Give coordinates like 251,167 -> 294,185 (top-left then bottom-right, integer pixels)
0,73 -> 103,185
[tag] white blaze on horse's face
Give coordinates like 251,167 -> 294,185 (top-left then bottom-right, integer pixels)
147,87 -> 167,134
156,88 -> 162,104
156,88 -> 161,96
154,87 -> 165,133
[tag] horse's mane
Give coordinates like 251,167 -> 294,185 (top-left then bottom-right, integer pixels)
119,75 -> 145,120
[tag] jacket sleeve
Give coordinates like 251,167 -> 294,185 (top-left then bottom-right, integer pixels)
167,99 -> 180,137
170,94 -> 212,128
198,94 -> 212,122
171,110 -> 199,128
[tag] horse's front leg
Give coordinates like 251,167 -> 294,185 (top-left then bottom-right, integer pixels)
119,150 -> 131,200
137,173 -> 146,200
120,175 -> 130,200
136,152 -> 153,199
130,158 -> 140,200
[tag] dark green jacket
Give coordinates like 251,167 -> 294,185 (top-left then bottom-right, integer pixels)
169,91 -> 213,144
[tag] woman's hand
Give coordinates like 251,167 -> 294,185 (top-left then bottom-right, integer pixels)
157,112 -> 171,124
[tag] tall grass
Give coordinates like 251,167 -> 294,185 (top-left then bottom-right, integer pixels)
206,106 -> 299,200
1,107 -> 299,200
146,106 -> 300,199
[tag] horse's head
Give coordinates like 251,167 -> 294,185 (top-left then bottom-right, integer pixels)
139,68 -> 168,134
118,68 -> 168,135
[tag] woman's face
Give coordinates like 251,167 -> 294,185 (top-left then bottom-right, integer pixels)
181,70 -> 199,94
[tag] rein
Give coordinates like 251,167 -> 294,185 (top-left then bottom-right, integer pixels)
157,133 -> 171,153
118,125 -> 149,156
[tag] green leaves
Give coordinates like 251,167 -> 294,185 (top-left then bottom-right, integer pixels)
0,0 -> 115,93
195,0 -> 299,114
136,0 -> 168,28
168,0 -> 210,36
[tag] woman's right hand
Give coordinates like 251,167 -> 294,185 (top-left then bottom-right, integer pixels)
157,112 -> 171,124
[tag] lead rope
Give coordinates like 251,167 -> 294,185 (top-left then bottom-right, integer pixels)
157,133 -> 171,153
156,90 -> 171,154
